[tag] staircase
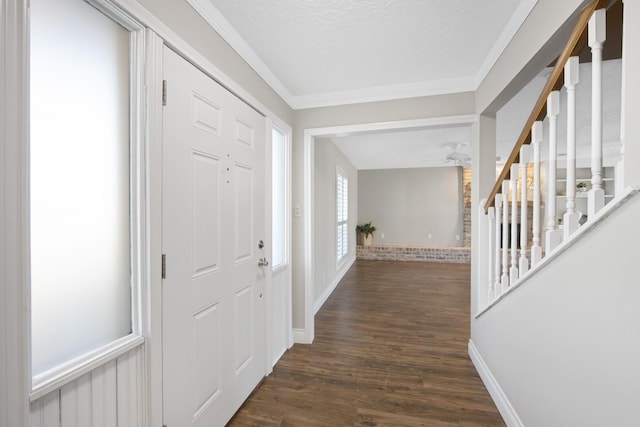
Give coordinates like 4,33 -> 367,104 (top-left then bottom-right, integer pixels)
470,1 -> 640,425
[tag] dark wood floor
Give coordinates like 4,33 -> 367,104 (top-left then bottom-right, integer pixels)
229,260 -> 504,426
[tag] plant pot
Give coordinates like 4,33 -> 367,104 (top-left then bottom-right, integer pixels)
363,234 -> 373,246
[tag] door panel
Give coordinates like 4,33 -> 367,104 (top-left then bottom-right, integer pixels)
162,47 -> 266,427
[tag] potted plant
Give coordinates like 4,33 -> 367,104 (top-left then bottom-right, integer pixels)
356,222 -> 376,246
577,181 -> 588,192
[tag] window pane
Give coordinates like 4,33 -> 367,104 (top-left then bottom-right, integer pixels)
30,0 -> 132,376
272,128 -> 286,268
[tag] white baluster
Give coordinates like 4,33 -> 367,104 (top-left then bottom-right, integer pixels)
494,194 -> 503,296
488,206 -> 496,301
501,181 -> 510,291
510,165 -> 519,283
531,121 -> 543,266
518,145 -> 530,275
564,56 -> 580,240
546,91 -> 562,252
589,8 -> 606,218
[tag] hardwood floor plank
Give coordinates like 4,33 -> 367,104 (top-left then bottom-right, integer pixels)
229,260 -> 504,426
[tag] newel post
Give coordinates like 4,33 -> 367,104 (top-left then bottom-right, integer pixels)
530,121 -> 543,266
564,56 -> 580,239
589,8 -> 606,217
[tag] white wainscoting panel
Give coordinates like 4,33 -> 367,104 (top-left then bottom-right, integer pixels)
30,345 -> 145,427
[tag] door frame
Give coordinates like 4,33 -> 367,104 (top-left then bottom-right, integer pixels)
142,21 -> 292,427
301,115 -> 478,344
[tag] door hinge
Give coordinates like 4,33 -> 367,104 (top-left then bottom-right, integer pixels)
162,80 -> 167,106
161,254 -> 166,279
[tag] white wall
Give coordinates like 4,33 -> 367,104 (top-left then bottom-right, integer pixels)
358,167 -> 462,247
471,193 -> 640,426
313,138 -> 357,308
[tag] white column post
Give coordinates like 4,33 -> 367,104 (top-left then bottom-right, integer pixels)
618,0 -> 640,194
518,145 -> 530,275
487,206 -> 496,301
546,91 -> 562,252
509,165 -> 519,283
589,8 -> 606,217
564,56 -> 580,239
501,181 -> 510,290
494,194 -> 503,296
531,121 -> 543,266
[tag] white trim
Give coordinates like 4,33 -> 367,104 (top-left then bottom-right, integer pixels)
183,0 -> 537,110
1,1 -> 30,425
303,115 -> 477,346
314,255 -> 355,315
293,78 -> 476,110
468,340 -> 523,427
270,120 -> 294,349
28,0 -> 148,398
473,0 -> 539,88
185,0 -> 294,107
292,328 -> 308,344
31,335 -> 145,401
302,127 -> 316,345
264,117 -> 274,376
476,186 -> 640,318
106,0 -> 290,124
142,28 -> 165,427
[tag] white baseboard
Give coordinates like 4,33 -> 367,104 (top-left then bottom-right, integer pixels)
468,340 -> 524,427
313,255 -> 355,315
292,328 -> 309,344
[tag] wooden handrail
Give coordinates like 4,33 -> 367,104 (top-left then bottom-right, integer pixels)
483,0 -> 610,213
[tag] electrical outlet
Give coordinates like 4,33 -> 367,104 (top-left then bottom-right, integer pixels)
380,233 -> 385,238
428,233 -> 432,239
456,234 -> 460,240
294,205 -> 301,217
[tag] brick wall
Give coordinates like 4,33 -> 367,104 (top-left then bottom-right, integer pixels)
356,245 -> 471,263
463,168 -> 472,247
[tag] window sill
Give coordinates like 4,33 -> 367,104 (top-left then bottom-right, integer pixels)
30,333 -> 145,401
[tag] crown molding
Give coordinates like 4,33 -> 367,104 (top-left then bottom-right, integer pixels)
186,0 -> 295,106
290,78 -> 476,110
188,0 -> 539,110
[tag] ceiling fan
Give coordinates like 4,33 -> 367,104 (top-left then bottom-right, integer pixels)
441,142 -> 471,167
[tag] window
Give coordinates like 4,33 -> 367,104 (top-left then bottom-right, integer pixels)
272,127 -> 288,269
30,0 -> 142,391
336,170 -> 349,262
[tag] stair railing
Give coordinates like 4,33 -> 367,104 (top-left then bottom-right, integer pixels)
482,0 -> 613,304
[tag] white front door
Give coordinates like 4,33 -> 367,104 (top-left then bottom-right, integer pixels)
162,47 -> 267,427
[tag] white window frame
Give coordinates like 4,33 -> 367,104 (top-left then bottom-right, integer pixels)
336,168 -> 349,265
28,0 -> 147,401
271,124 -> 291,272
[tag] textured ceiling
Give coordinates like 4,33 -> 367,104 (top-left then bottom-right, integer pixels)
189,0 -> 537,109
329,125 -> 473,170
